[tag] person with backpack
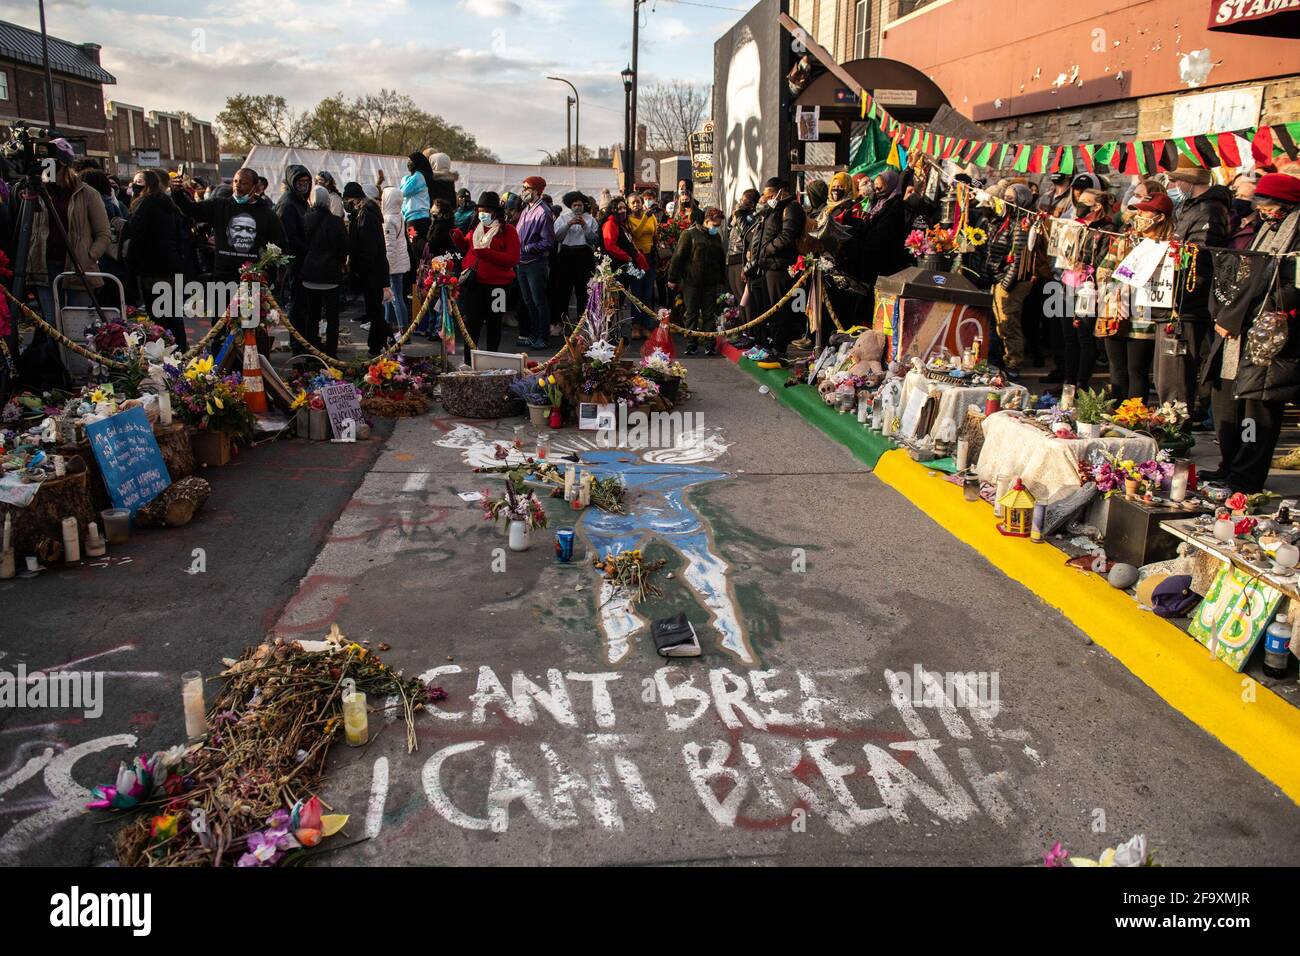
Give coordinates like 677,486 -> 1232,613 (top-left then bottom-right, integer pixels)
297,186 -> 350,357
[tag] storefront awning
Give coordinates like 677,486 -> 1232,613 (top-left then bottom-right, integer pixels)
1207,0 -> 1300,38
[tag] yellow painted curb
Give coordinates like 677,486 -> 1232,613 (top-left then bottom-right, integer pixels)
873,448 -> 1300,805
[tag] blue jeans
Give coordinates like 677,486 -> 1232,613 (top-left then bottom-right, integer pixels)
632,261 -> 657,329
517,258 -> 550,342
385,273 -> 409,333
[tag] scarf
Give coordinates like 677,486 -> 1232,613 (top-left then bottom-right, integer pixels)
472,219 -> 501,250
864,169 -> 900,223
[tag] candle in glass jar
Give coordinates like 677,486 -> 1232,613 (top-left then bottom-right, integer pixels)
61,517 -> 80,563
1169,460 -> 1189,503
85,522 -> 106,557
182,671 -> 206,741
158,391 -> 173,427
857,396 -> 870,423
564,465 -> 576,501
955,438 -> 970,472
342,690 -> 369,746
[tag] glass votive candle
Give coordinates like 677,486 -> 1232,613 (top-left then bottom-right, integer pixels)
182,671 -> 206,742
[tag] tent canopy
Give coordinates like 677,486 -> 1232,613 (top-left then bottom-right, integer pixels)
243,145 -> 620,201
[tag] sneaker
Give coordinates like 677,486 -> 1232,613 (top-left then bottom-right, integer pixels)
1273,448 -> 1300,470
686,342 -> 699,355
1004,367 -> 1021,381
731,335 -> 755,349
531,337 -> 549,350
516,335 -> 530,346
791,336 -> 813,350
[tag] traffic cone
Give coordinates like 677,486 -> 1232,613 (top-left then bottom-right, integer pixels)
241,327 -> 267,414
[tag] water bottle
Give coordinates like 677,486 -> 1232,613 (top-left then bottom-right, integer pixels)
1263,614 -> 1292,679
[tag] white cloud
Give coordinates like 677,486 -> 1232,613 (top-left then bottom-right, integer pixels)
459,0 -> 522,16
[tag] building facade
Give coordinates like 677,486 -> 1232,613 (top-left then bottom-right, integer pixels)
0,19 -> 115,159
105,101 -> 220,181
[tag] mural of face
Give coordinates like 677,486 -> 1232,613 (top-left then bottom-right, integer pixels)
723,27 -> 763,218
227,213 -> 258,256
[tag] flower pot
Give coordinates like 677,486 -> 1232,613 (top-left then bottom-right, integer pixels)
295,408 -> 310,437
917,252 -> 954,273
1124,477 -> 1138,500
1078,421 -> 1100,439
508,519 -> 531,552
191,430 -> 232,467
527,403 -> 550,426
308,407 -> 329,441
548,407 -> 563,429
658,377 -> 681,403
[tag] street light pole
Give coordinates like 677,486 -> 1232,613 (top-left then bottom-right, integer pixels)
38,0 -> 58,135
546,76 -> 580,167
566,96 -> 574,167
621,65 -> 635,196
630,0 -> 640,185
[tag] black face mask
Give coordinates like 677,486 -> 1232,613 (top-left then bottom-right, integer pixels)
1233,198 -> 1253,219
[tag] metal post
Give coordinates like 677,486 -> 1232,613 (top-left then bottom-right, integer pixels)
546,77 -> 580,167
630,0 -> 640,187
566,96 -> 574,167
38,0 -> 58,134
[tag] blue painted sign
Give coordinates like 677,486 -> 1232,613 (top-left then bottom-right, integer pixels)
85,407 -> 171,517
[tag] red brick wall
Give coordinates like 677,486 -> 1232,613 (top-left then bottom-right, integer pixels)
0,58 -> 109,152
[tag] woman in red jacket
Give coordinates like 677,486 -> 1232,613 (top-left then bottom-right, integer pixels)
600,197 -> 650,332
450,191 -> 521,363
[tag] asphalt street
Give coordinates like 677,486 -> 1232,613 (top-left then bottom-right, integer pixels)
2,354 -> 1298,866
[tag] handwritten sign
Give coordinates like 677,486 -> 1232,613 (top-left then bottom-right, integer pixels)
320,382 -> 363,441
85,407 -> 171,516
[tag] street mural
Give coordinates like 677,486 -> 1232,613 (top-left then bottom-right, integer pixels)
434,423 -> 753,665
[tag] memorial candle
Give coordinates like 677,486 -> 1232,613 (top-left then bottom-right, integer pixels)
182,671 -> 206,742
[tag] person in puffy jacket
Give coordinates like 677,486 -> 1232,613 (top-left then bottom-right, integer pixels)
449,191 -> 521,364
401,152 -> 433,265
983,182 -> 1035,377
669,207 -> 726,354
746,177 -> 806,356
380,186 -> 411,344
297,186 -> 349,357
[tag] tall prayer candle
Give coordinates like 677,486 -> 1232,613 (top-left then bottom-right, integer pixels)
182,671 -> 206,741
61,517 -> 80,563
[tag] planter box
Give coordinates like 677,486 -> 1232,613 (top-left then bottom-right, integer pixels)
191,430 -> 233,467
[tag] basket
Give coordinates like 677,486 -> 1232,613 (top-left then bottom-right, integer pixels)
439,369 -> 522,419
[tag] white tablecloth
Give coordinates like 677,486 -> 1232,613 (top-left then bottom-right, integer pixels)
976,412 -> 1158,504
898,370 -> 1029,442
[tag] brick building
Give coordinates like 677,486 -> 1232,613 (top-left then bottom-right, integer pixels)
0,18 -> 115,160
105,101 -> 219,181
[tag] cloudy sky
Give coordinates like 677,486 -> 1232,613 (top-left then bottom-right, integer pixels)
0,0 -> 746,162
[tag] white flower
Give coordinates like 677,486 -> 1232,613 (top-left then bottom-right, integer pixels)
263,243 -> 282,258
154,745 -> 190,770
585,340 -> 616,364
1111,834 -> 1148,867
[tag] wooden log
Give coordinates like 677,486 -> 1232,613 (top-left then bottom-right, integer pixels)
135,476 -> 211,529
0,471 -> 97,557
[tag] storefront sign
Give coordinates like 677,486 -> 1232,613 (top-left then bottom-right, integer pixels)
85,407 -> 171,516
1208,0 -> 1300,35
133,149 -> 160,166
873,88 -> 919,107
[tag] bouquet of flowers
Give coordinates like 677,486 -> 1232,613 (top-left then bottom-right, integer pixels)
420,254 -> 460,297
1110,397 -> 1151,429
481,467 -> 548,530
167,356 -> 256,438
629,374 -> 661,406
656,218 -> 685,256
788,254 -> 808,278
359,355 -> 433,418
1147,400 -> 1190,443
86,312 -> 178,398
640,348 -> 687,383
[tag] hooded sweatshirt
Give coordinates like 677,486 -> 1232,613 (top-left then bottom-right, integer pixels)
381,187 -> 411,276
401,152 -> 433,222
275,163 -> 313,269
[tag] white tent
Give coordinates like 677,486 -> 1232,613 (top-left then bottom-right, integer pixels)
243,145 -> 619,201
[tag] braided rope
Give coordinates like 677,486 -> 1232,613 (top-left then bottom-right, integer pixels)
821,278 -> 847,333
612,267 -> 813,339
0,285 -> 133,371
261,286 -> 431,371
448,297 -> 590,371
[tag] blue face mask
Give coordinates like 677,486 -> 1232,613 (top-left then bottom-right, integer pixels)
708,225 -> 719,236
1167,186 -> 1186,208
234,193 -> 253,205
478,212 -> 494,226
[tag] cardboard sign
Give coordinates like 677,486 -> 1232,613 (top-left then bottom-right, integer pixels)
1113,239 -> 1169,289
320,381 -> 363,441
1187,564 -> 1283,671
85,407 -> 171,517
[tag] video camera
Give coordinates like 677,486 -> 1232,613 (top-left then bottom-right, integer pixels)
0,124 -> 64,182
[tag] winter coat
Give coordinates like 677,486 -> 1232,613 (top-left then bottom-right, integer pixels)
1172,184 -> 1230,322
122,192 -> 185,279
726,206 -> 756,264
669,224 -> 726,288
753,198 -> 805,272
299,207 -> 349,287
348,199 -> 388,288
381,187 -> 410,275
400,172 -> 431,222
427,172 -> 457,214
1205,207 -> 1300,403
600,216 -> 649,271
274,164 -> 312,267
858,195 -> 911,282
450,221 -> 521,286
26,181 -> 112,290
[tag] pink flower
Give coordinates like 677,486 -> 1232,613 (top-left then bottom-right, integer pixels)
1043,842 -> 1069,867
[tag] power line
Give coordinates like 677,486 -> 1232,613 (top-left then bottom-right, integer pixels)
654,0 -> 750,10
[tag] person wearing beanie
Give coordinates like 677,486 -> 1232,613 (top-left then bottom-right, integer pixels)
297,186 -> 349,357
453,188 -> 476,232
449,190 -> 521,364
342,181 -> 389,355
1200,171 -> 1300,489
514,174 -> 556,349
362,183 -> 381,202
381,186 -> 411,348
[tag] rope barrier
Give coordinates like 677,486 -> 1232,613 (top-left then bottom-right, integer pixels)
611,267 -> 813,339
821,275 -> 847,333
450,296 -> 591,371
261,286 -> 431,372
0,285 -> 133,371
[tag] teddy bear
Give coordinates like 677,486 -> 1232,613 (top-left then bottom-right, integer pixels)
847,329 -> 887,384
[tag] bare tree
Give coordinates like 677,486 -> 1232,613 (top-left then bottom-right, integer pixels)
641,80 -> 710,153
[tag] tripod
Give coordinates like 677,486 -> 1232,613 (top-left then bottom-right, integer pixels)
1,169 -> 115,405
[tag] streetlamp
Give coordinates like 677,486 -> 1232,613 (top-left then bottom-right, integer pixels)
546,76 -> 580,167
621,64 -> 635,195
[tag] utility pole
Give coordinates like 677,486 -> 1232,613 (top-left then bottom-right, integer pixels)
38,0 -> 58,134
546,77 -> 580,167
566,96 -> 574,167
630,0 -> 641,186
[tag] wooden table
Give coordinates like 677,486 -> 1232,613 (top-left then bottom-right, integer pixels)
1160,516 -> 1300,604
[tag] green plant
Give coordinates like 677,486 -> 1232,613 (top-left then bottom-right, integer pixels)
1074,387 -> 1115,425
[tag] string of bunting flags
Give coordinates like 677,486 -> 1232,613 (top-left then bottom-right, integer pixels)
859,91 -> 1300,176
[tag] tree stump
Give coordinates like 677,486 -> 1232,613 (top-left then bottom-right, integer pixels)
0,471 -> 97,557
135,476 -> 211,528
63,421 -> 192,513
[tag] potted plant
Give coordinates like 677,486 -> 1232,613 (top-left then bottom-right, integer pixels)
640,349 -> 687,403
1074,387 -> 1114,440
508,374 -> 552,426
167,356 -> 255,466
1147,400 -> 1194,455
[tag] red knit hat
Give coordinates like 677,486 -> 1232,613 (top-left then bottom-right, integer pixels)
1255,172 -> 1300,206
523,175 -> 547,193
1134,193 -> 1173,217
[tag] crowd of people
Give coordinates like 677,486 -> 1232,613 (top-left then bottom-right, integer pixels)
6,135 -> 1299,493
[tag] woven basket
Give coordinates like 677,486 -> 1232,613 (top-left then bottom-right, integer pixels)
439,370 -> 522,419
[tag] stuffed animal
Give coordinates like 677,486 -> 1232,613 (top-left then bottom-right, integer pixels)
847,330 -> 887,384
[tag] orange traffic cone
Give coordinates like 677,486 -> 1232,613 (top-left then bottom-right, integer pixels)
241,327 -> 267,414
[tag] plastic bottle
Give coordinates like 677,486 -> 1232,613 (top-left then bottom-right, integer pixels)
1264,613 -> 1292,679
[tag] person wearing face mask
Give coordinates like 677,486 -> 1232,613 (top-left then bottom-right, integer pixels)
725,188 -> 760,308
1101,193 -> 1171,402
856,168 -> 910,320
676,180 -> 703,225
269,164 -> 314,328
514,175 -> 556,350
122,169 -> 188,349
381,185 -> 411,350
626,192 -> 660,333
552,191 -> 598,327
746,177 -> 806,357
1199,173 -> 1300,490
1228,171 -> 1260,250
982,183 -> 1036,378
297,186 -> 350,358
342,181 -> 389,355
449,191 -> 521,364
669,207 -> 727,355
173,166 -> 287,286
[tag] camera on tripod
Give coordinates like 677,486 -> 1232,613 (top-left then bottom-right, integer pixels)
0,124 -> 64,183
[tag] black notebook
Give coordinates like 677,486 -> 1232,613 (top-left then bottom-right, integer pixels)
651,613 -> 702,657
